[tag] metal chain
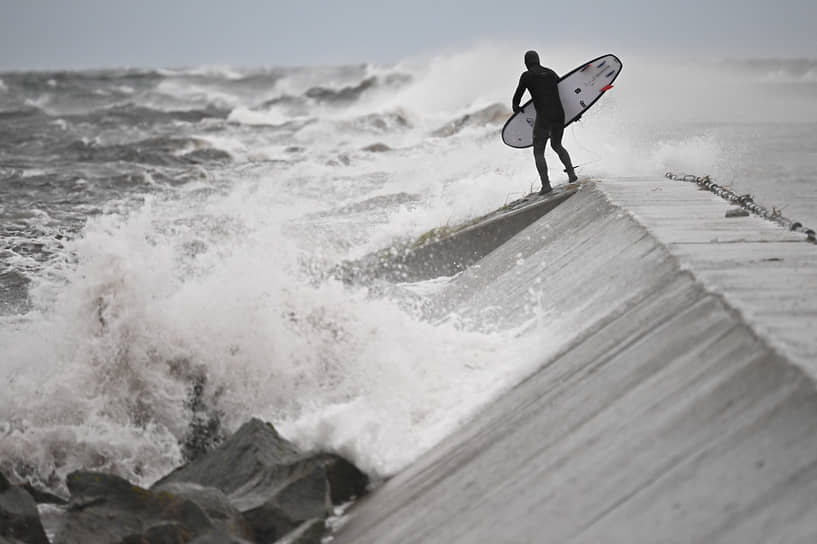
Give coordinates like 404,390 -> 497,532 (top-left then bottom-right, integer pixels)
664,172 -> 816,244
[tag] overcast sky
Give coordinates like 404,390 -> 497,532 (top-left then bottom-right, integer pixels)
1,0 -> 816,70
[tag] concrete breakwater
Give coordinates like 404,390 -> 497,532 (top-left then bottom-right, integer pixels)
334,178 -> 817,543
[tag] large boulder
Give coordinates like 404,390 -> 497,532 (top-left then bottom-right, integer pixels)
0,472 -> 50,544
275,519 -> 325,544
120,523 -> 194,543
0,537 -> 30,544
238,466 -> 328,543
20,483 -> 67,505
188,528 -> 255,544
120,524 -> 255,544
153,418 -> 368,543
54,471 -> 214,543
150,482 -> 253,540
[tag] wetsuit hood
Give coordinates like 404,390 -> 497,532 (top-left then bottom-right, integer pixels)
524,50 -> 540,69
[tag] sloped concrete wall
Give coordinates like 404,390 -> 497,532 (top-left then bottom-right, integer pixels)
341,189 -> 576,283
334,183 -> 817,544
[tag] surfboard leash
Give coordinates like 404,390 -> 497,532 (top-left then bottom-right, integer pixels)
571,122 -> 605,170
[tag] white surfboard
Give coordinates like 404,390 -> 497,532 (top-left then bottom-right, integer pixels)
502,54 -> 622,148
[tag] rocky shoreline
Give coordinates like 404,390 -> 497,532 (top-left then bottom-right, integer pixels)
1,419 -> 369,544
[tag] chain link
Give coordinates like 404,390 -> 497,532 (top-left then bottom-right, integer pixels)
664,172 -> 816,244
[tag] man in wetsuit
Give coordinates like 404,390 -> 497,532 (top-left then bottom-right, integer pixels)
512,50 -> 577,194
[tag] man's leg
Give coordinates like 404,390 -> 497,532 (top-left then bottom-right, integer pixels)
550,121 -> 577,182
532,117 -> 551,193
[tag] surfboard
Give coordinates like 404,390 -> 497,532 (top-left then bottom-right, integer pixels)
501,54 -> 622,148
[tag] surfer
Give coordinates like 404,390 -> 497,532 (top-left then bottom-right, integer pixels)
512,50 -> 577,194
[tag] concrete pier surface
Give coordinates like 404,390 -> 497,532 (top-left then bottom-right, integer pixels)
602,178 -> 817,374
333,177 -> 817,544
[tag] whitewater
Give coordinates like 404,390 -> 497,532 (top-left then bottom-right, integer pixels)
1,44 -> 816,496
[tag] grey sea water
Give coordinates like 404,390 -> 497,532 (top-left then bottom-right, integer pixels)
1,46 -> 816,492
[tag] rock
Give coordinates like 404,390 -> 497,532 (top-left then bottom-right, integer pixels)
153,418 -> 368,543
361,143 -> 391,152
153,419 -> 299,497
188,529 -> 255,543
122,526 -> 255,544
121,522 -> 194,544
276,519 -> 326,544
151,482 -> 253,540
0,537 -> 29,544
240,466 -> 328,542
240,504 -> 296,543
20,482 -> 68,505
54,471 -> 213,544
143,522 -> 194,544
324,456 -> 370,505
725,207 -> 750,218
0,472 -> 50,544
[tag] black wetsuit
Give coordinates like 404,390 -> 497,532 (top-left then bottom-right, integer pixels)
512,65 -> 574,187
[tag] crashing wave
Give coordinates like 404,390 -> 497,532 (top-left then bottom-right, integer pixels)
63,136 -> 232,166
431,103 -> 510,137
74,103 -> 230,126
303,72 -> 412,105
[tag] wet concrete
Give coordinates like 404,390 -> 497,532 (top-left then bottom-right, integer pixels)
333,178 -> 817,544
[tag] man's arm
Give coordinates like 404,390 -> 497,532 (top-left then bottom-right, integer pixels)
512,74 -> 526,113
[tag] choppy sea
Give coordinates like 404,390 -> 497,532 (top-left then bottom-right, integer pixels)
1,45 -> 816,492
